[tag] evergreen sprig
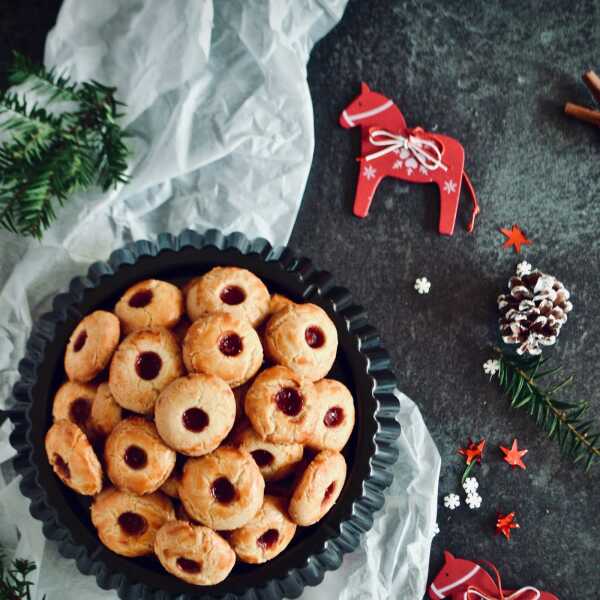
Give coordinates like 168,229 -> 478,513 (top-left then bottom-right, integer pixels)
0,548 -> 39,600
495,349 -> 600,471
0,51 -> 130,239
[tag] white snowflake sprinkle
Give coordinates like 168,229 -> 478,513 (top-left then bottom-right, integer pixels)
433,522 -> 440,536
516,261 -> 532,277
392,160 -> 403,170
444,493 -> 460,510
466,492 -> 482,510
443,180 -> 457,194
463,477 -> 479,495
363,164 -> 377,180
483,358 -> 500,378
419,165 -> 428,175
414,277 -> 431,295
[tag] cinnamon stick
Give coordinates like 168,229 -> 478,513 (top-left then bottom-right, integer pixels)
582,70 -> 600,106
564,102 -> 600,128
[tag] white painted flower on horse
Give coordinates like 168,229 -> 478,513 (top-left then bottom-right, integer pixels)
363,164 -> 377,180
443,179 -> 457,194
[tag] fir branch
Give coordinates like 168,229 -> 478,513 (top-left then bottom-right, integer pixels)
0,51 -> 130,239
495,349 -> 600,471
0,547 -> 39,600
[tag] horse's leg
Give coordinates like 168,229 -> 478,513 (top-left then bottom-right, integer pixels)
352,159 -> 384,217
433,138 -> 465,235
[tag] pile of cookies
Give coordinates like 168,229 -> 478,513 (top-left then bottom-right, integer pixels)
44,267 -> 355,585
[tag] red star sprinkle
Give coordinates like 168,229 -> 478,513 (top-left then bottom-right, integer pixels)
496,511 -> 520,540
500,439 -> 528,470
500,225 -> 532,253
458,438 -> 486,465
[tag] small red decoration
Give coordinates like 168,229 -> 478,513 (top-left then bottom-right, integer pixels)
339,82 -> 480,236
500,225 -> 532,253
500,439 -> 528,470
495,512 -> 520,540
459,438 -> 486,465
428,551 -> 557,599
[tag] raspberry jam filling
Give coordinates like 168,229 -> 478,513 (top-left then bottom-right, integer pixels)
135,351 -> 162,380
305,326 -> 325,348
118,511 -> 147,536
275,387 -> 303,417
220,285 -> 246,305
129,289 -> 153,308
124,445 -> 148,469
73,330 -> 87,352
211,477 -> 236,504
323,406 -> 344,428
251,449 -> 275,467
54,454 -> 70,479
256,528 -> 279,549
322,481 -> 336,505
69,398 -> 91,425
176,557 -> 202,574
218,332 -> 243,357
182,407 -> 209,433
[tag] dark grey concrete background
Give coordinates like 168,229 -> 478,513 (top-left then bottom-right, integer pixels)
2,1 -> 598,598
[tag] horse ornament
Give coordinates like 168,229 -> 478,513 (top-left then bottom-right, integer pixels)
339,82 -> 480,236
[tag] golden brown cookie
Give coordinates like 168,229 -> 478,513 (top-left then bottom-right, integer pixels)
154,520 -> 236,585
155,374 -> 236,456
64,310 -> 120,383
244,366 -> 318,444
89,382 -> 122,438
91,487 -> 175,557
52,381 -> 97,437
105,417 -> 176,495
179,446 -> 264,530
115,279 -> 184,334
229,495 -> 296,564
45,419 -> 102,495
108,327 -> 183,414
265,303 -> 338,381
186,266 -> 270,327
234,425 -> 303,481
160,456 -> 186,498
182,312 -> 263,387
307,379 -> 355,452
288,450 -> 347,526
268,294 -> 295,316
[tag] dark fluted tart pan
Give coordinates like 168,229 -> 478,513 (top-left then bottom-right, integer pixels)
8,229 -> 400,600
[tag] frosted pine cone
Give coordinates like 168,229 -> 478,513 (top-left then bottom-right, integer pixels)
498,268 -> 573,356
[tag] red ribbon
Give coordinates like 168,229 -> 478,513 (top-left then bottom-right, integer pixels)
463,561 -> 540,600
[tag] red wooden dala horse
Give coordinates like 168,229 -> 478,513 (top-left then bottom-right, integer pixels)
428,551 -> 558,600
339,83 -> 480,235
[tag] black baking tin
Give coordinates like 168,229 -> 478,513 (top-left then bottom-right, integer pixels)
8,229 -> 401,600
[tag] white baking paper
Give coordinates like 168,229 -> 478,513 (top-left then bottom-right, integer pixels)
0,1 -> 440,598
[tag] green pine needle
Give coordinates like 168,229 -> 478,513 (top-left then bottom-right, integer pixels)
0,51 -> 130,239
0,547 -> 39,600
494,349 -> 600,471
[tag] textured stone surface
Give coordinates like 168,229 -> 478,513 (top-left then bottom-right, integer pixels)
2,0 -> 599,597
298,1 -> 600,597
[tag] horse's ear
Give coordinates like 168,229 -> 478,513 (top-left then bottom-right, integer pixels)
360,81 -> 370,94
443,551 -> 455,563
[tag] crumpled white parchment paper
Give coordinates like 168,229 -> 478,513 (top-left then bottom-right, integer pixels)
0,1 -> 440,598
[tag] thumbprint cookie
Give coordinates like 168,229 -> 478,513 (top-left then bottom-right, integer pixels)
234,425 -> 303,481
155,373 -> 236,456
160,455 -> 186,498
64,310 -> 120,383
307,379 -> 355,452
182,312 -> 263,387
265,303 -> 338,382
179,446 -> 264,530
91,487 -> 175,557
244,366 -> 318,444
154,520 -> 236,585
229,495 -> 296,564
105,417 -> 176,495
108,327 -> 183,414
186,266 -> 270,327
52,381 -> 97,437
268,293 -> 295,316
45,420 -> 102,495
288,450 -> 347,526
115,279 -> 184,334
89,382 -> 122,438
